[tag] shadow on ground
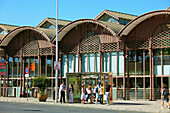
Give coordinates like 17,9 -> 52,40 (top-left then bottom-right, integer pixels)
112,102 -> 150,105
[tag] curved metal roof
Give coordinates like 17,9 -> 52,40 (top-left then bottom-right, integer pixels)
118,10 -> 170,37
0,26 -> 53,47
37,28 -> 56,40
52,19 -> 124,42
0,24 -> 18,32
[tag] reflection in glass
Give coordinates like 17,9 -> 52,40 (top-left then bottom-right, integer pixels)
9,57 -> 13,78
47,56 -> 52,77
13,58 -> 18,77
145,50 -> 150,75
154,49 -> 161,75
136,50 -> 143,75
129,51 -> 135,75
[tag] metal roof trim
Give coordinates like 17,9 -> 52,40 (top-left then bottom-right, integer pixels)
0,26 -> 51,47
52,19 -> 119,43
118,10 -> 170,37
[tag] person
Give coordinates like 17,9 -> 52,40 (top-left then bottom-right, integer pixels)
94,83 -> 100,104
60,82 -> 66,103
81,85 -> 86,104
86,87 -> 94,103
69,83 -> 74,103
161,84 -> 169,109
105,82 -> 111,106
98,85 -> 103,104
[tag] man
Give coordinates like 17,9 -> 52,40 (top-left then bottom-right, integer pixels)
105,82 -> 111,106
60,82 -> 66,103
94,83 -> 100,104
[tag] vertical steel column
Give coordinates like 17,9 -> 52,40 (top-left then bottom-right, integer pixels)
135,50 -> 137,100
127,51 -> 130,100
20,56 -> 23,96
123,43 -> 126,100
149,38 -> 153,100
45,56 -> 47,77
161,48 -> 163,88
143,50 -> 146,99
116,51 -> 118,99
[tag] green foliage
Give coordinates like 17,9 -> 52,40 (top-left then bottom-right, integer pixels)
33,76 -> 49,94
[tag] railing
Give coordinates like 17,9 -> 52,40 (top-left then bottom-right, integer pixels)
0,87 -> 16,97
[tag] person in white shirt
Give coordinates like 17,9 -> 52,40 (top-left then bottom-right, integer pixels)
60,82 -> 66,103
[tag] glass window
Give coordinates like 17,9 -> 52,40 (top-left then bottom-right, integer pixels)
119,19 -> 125,25
88,53 -> 94,72
137,78 -> 143,88
13,79 -> 17,87
68,54 -> 74,73
74,54 -> 78,72
154,49 -> 161,75
110,52 -> 117,76
163,48 -> 170,75
103,52 -> 109,72
30,57 -> 34,77
81,54 -> 87,72
129,51 -> 135,75
145,50 -> 150,75
145,77 -> 150,88
136,50 -> 143,75
47,56 -> 52,77
95,53 -> 100,72
13,58 -> 18,77
62,55 -> 67,77
35,57 -> 38,76
18,58 -> 21,77
129,78 -> 135,88
41,56 -> 46,76
118,51 -> 124,76
8,57 -> 13,78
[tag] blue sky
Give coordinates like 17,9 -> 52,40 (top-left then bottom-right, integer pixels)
0,0 -> 169,27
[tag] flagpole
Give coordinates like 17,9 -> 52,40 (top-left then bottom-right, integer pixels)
55,0 -> 59,103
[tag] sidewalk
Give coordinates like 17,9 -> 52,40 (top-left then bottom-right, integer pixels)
0,97 -> 170,113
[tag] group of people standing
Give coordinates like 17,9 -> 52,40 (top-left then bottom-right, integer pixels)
81,82 -> 111,106
59,82 -> 74,103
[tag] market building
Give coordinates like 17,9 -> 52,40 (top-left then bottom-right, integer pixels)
0,8 -> 170,101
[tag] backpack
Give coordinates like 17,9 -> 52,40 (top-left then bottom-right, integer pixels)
163,89 -> 169,96
95,87 -> 99,93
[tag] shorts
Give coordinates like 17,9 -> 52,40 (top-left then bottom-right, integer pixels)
96,93 -> 99,99
162,96 -> 169,102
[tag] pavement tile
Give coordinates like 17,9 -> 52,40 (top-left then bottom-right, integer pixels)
0,97 -> 170,113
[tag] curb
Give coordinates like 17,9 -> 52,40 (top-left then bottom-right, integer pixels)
0,99 -> 170,113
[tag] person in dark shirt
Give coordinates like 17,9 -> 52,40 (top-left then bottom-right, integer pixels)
105,82 -> 111,106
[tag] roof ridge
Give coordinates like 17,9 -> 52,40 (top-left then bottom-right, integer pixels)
47,17 -> 72,22
0,23 -> 19,27
105,9 -> 138,17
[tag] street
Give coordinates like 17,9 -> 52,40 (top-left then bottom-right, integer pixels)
0,101 -> 146,113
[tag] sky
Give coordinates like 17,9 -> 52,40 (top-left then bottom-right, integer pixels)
0,0 -> 169,27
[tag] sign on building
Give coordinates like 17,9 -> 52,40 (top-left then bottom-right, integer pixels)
54,61 -> 61,70
0,59 -> 6,75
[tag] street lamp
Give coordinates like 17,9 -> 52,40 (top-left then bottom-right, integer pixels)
55,0 -> 59,103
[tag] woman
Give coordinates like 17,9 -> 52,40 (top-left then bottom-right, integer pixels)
98,85 -> 103,104
81,85 -> 86,104
161,84 -> 169,109
86,87 -> 94,103
69,84 -> 74,103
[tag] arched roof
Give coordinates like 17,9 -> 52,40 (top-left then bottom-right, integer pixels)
52,19 -> 124,42
0,26 -> 55,47
118,10 -> 170,37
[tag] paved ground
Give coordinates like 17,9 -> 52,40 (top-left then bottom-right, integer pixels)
0,101 -> 145,113
0,97 -> 170,113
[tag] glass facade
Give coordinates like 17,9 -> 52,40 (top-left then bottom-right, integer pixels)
163,48 -> 170,75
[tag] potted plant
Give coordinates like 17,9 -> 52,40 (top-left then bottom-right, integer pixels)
33,76 -> 49,102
